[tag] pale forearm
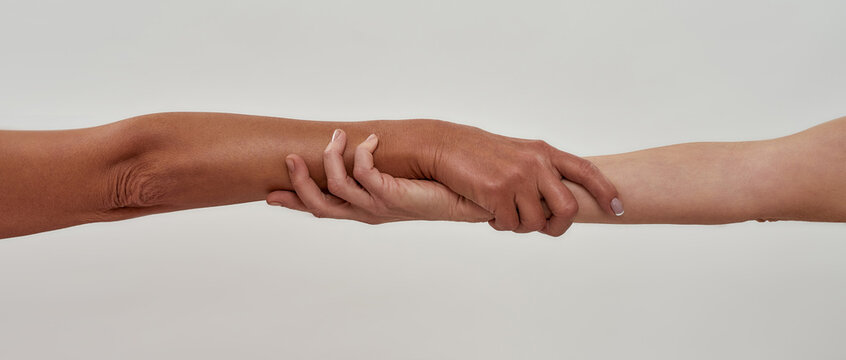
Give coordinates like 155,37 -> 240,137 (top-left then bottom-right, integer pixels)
567,141 -> 772,224
565,117 -> 846,224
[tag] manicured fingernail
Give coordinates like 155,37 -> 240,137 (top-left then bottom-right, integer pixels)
611,197 -> 624,216
366,133 -> 376,142
331,129 -> 341,143
285,157 -> 295,172
268,201 -> 282,206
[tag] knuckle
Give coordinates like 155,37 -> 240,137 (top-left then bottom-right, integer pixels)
545,220 -> 571,237
529,153 -> 548,171
352,166 -> 370,180
376,197 -> 395,211
326,176 -> 345,194
547,228 -> 566,237
561,200 -> 579,219
528,139 -> 551,153
310,207 -> 326,219
290,176 -> 307,189
524,218 -> 546,232
488,182 -> 508,194
577,158 -> 600,178
524,141 -> 550,158
489,222 -> 506,231
500,218 -> 519,231
354,142 -> 369,154
500,167 -> 525,185
322,146 -> 334,158
482,178 -> 503,192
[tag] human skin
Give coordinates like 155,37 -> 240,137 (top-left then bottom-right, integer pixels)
570,116 -> 846,224
272,117 -> 846,225
0,112 -> 619,239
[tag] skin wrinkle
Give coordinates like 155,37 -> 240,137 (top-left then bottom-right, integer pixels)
112,157 -> 170,209
1,113 -> 844,238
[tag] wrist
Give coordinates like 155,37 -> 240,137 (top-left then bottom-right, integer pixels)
372,118 -> 451,180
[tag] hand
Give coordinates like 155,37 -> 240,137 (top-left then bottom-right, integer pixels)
427,121 -> 623,236
266,129 -> 493,224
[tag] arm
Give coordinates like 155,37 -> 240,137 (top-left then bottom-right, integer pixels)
0,112 -> 618,239
0,112 -> 438,238
567,116 -> 846,224
276,117 -> 846,225
0,113 -> 407,238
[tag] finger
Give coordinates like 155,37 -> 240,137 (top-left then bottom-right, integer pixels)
451,196 -> 495,223
352,134 -> 392,197
553,151 -> 623,217
512,191 -> 547,233
538,173 -> 579,237
543,217 -> 574,238
488,198 -> 520,231
323,129 -> 375,206
286,154 -> 356,219
266,190 -> 308,212
421,180 -> 492,222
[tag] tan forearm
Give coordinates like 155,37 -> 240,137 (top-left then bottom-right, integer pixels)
566,117 -> 846,224
0,125 -> 119,237
112,112 -> 437,206
0,112 -> 440,238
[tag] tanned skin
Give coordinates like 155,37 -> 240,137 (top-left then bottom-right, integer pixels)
0,112 -> 620,239
273,117 -> 846,225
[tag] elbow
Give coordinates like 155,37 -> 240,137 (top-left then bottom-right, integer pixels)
97,115 -> 175,220
109,157 -> 172,210
97,152 -> 175,222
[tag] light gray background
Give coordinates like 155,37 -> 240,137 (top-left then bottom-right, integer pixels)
1,0 -> 844,359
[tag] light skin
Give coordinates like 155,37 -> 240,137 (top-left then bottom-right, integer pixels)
270,117 -> 846,225
3,113 -> 843,240
0,112 -> 620,239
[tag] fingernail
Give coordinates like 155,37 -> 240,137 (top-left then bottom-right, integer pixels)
611,197 -> 624,216
331,129 -> 341,143
268,201 -> 282,206
285,157 -> 295,172
366,133 -> 377,142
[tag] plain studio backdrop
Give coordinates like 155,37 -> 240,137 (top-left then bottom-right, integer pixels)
1,0 -> 844,359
